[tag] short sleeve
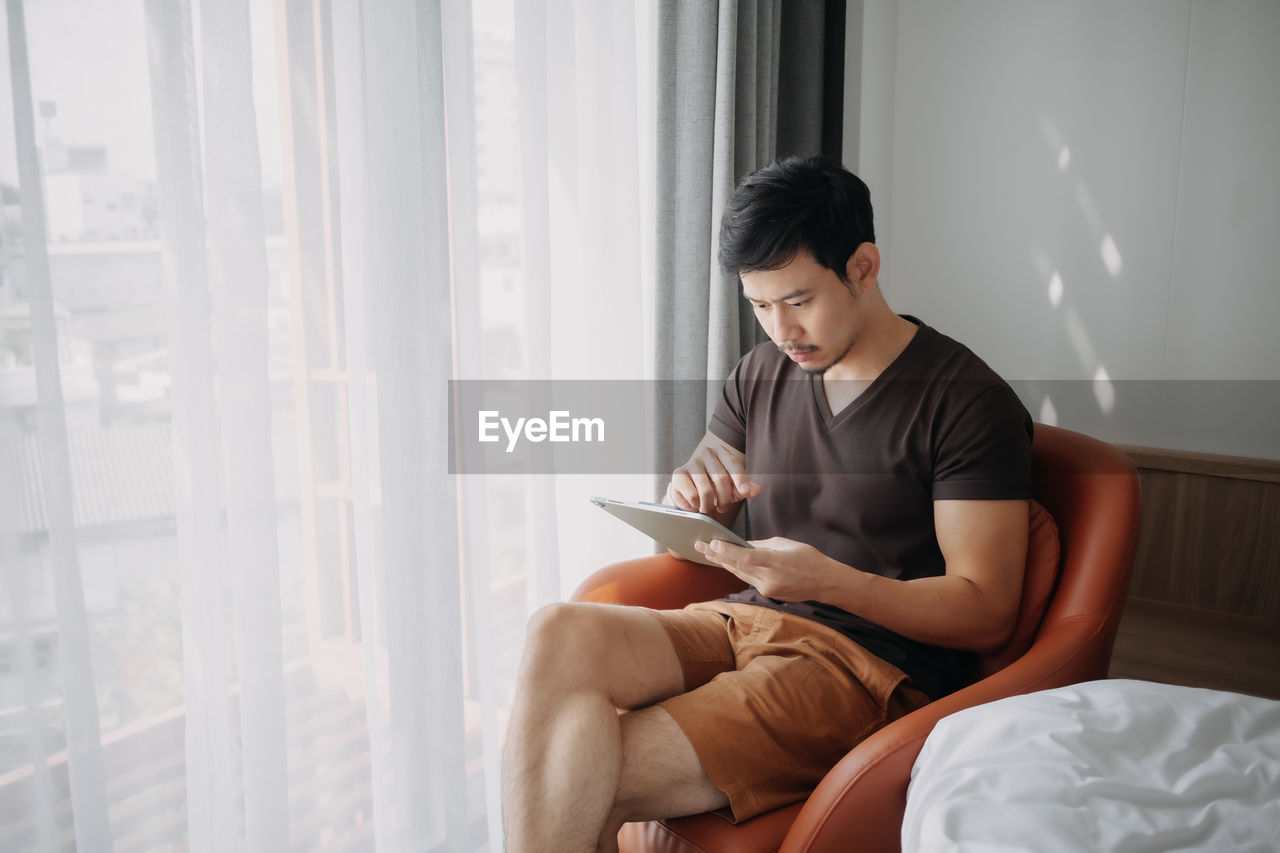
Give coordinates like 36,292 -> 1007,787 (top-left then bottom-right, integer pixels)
708,357 -> 749,451
932,384 -> 1033,501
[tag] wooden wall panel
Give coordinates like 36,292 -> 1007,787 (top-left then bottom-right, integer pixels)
1124,448 -> 1280,621
1127,469 -> 1180,603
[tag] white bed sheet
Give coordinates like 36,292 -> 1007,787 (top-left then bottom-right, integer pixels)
903,679 -> 1280,852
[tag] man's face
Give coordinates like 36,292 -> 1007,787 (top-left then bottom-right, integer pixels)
739,248 -> 862,376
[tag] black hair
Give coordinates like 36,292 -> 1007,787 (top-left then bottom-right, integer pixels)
717,155 -> 875,283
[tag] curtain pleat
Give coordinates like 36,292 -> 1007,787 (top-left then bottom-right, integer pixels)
4,2 -> 114,848
0,422 -> 58,851
438,0 -> 508,846
777,0 -> 827,158
197,0 -> 289,849
706,0 -> 742,393
142,0 -> 241,850
654,0 -> 720,481
513,0 -> 563,613
357,0 -> 468,846
328,0 -> 398,848
276,0 -> 333,671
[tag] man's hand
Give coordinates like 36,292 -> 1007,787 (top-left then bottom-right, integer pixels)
692,536 -> 833,602
665,431 -> 761,517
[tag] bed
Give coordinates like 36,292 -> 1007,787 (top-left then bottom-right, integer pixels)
902,679 -> 1280,852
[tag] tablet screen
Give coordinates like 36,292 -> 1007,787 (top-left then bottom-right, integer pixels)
591,497 -> 752,566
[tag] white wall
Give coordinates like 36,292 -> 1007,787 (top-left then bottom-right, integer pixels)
847,1 -> 1280,458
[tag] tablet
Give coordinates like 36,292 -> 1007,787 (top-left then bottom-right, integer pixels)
590,497 -> 752,566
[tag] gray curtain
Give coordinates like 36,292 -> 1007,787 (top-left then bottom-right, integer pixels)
654,0 -> 836,481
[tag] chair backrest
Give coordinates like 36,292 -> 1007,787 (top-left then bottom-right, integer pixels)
1019,423 -> 1142,681
974,424 -> 1141,680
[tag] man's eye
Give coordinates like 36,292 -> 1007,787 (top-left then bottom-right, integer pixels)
787,300 -> 810,308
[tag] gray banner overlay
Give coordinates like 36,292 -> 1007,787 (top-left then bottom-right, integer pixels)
449,380 -> 1280,473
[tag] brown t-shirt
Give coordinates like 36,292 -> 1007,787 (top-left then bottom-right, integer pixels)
709,317 -> 1033,699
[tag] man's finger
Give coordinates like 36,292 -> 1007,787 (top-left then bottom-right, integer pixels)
670,486 -> 696,511
677,461 -> 713,513
728,472 -> 761,498
694,540 -> 756,584
665,477 -> 696,511
687,470 -> 720,514
693,538 -> 736,564
707,449 -> 759,500
705,538 -> 755,567
697,451 -> 741,508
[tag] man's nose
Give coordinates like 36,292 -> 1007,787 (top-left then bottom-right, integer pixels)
772,312 -> 803,344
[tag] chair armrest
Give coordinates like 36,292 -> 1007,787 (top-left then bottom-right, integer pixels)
570,554 -> 749,610
781,616 -> 1109,853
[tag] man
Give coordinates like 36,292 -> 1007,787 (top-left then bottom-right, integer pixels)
502,156 -> 1033,852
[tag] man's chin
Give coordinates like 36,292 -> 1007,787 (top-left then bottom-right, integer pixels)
792,339 -> 854,376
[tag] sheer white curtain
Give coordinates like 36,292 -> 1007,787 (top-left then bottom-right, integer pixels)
0,0 -> 654,850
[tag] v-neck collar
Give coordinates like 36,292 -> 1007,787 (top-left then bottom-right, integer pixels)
811,316 -> 929,429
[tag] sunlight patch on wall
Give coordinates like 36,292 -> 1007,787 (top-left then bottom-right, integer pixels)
1058,146 -> 1071,171
1100,234 -> 1123,278
1048,271 -> 1064,308
1038,395 -> 1059,426
1093,365 -> 1116,414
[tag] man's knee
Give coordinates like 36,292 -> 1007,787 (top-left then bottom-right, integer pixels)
524,601 -> 610,651
518,602 -> 684,709
520,602 -> 616,681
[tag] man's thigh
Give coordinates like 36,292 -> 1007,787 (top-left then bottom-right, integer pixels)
522,602 -> 712,710
612,705 -> 730,823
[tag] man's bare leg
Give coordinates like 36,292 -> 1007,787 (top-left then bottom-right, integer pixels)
502,602 -> 707,852
595,705 -> 730,853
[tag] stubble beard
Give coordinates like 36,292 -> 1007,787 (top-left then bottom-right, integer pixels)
787,336 -> 856,376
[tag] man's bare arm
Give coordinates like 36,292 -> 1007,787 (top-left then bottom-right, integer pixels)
695,499 -> 1029,652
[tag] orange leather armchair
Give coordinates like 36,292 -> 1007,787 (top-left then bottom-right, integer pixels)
571,424 -> 1142,853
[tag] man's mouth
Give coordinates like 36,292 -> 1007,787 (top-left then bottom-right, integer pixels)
784,347 -> 816,363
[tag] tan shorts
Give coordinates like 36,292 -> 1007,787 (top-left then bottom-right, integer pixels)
646,601 -> 931,823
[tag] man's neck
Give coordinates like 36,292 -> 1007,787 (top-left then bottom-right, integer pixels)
823,313 -> 918,384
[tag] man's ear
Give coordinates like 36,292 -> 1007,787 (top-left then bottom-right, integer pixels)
845,243 -> 881,289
